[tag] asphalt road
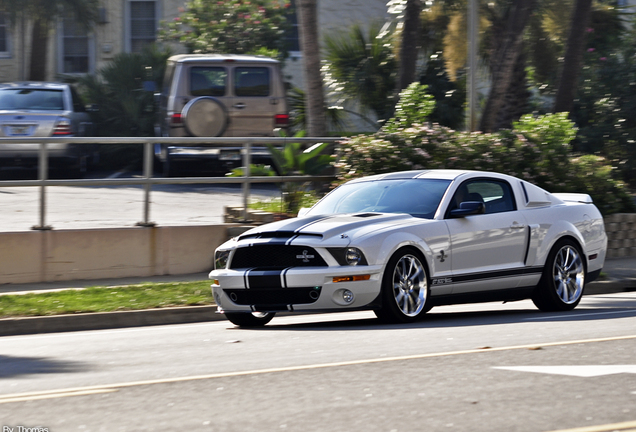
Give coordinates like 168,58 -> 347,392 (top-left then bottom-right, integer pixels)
1,292 -> 635,432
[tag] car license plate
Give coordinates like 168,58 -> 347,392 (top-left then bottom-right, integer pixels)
10,125 -> 31,136
219,150 -> 241,161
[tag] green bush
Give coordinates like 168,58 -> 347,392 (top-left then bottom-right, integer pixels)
335,86 -> 634,215
76,45 -> 171,169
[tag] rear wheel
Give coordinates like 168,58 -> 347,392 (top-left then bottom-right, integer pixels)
375,249 -> 430,323
532,239 -> 586,312
225,312 -> 275,327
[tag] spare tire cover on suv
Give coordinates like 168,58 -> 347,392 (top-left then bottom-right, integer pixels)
181,97 -> 228,137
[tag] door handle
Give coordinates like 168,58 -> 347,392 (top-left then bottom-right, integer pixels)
510,222 -> 526,230
233,103 -> 246,109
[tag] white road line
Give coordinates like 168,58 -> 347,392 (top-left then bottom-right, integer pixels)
1,334 -> 635,404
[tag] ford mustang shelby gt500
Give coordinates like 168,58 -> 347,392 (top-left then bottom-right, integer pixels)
209,170 -> 607,327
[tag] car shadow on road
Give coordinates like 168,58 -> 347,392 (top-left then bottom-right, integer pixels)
240,300 -> 636,331
0,355 -> 90,378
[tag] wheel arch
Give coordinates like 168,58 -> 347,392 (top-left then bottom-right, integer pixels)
535,220 -> 587,268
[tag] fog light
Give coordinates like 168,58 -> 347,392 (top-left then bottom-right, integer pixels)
342,290 -> 354,304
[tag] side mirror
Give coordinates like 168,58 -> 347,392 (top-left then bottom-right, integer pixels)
450,201 -> 485,218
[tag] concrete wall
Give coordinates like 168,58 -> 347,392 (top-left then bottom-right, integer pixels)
0,225 -> 234,284
605,213 -> 636,258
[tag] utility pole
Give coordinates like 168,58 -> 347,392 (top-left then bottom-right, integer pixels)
467,0 -> 478,131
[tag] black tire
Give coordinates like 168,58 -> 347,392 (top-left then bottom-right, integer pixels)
374,248 -> 430,324
163,153 -> 179,177
532,238 -> 586,312
225,312 -> 275,327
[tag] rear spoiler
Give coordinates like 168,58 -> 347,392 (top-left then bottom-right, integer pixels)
552,193 -> 593,204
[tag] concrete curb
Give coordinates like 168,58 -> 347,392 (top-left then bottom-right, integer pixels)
0,305 -> 224,337
1,282 -> 633,337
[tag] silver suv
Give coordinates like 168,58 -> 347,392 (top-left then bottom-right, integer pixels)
0,82 -> 94,176
156,54 -> 289,176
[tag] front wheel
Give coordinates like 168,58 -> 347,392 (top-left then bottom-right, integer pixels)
225,312 -> 275,327
532,239 -> 586,312
375,249 -> 430,323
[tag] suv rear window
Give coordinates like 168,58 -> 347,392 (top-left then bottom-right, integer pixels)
0,89 -> 65,110
190,67 -> 227,97
235,67 -> 270,96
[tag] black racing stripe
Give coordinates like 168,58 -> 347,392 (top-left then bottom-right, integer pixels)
294,215 -> 336,233
247,270 -> 284,289
453,266 -> 544,283
436,266 -> 544,285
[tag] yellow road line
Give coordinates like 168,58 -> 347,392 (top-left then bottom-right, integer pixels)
546,420 -> 636,432
1,334 -> 635,403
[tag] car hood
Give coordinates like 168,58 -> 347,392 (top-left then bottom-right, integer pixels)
237,213 -> 420,243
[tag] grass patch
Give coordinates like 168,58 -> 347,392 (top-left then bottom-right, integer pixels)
0,281 -> 214,318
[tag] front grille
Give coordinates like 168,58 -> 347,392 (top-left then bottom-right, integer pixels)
224,287 -> 321,308
230,245 -> 327,269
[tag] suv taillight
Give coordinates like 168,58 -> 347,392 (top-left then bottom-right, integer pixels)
171,113 -> 183,125
275,114 -> 289,127
53,119 -> 72,136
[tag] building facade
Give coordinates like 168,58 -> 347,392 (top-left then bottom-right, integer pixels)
0,0 -> 388,85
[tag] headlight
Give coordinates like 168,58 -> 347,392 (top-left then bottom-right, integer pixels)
328,247 -> 368,266
214,250 -> 231,269
345,248 -> 363,266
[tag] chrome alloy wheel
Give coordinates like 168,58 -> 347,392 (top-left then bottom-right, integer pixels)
552,245 -> 585,304
391,254 -> 428,317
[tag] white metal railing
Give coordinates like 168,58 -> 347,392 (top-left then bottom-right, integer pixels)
0,136 -> 340,229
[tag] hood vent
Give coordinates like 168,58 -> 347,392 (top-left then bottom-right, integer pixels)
353,213 -> 381,218
238,231 -> 323,241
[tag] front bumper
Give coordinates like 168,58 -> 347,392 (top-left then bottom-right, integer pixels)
209,265 -> 384,313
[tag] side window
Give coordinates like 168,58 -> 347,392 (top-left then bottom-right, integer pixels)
235,67 -> 270,97
451,179 -> 516,215
190,67 -> 227,97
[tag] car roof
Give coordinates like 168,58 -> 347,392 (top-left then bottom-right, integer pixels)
167,54 -> 280,65
0,81 -> 69,90
347,169 -> 513,184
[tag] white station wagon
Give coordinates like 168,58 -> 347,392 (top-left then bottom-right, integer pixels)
210,170 -> 607,327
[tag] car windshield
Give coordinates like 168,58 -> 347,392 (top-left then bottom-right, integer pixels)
0,89 -> 65,111
306,179 -> 451,219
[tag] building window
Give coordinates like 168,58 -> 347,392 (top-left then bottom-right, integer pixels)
61,14 -> 90,73
0,12 -> 10,57
285,0 -> 300,52
129,1 -> 157,53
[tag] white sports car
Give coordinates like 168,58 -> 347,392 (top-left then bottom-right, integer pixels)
209,170 -> 607,327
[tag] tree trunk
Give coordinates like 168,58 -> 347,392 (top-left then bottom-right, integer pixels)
553,0 -> 593,114
296,0 -> 327,137
397,0 -> 422,92
478,0 -> 537,133
29,18 -> 49,81
495,48 -> 530,130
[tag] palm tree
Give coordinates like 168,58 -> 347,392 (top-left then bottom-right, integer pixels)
0,0 -> 98,81
397,0 -> 423,91
553,0 -> 593,114
324,22 -> 397,124
296,0 -> 327,137
478,0 -> 538,132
